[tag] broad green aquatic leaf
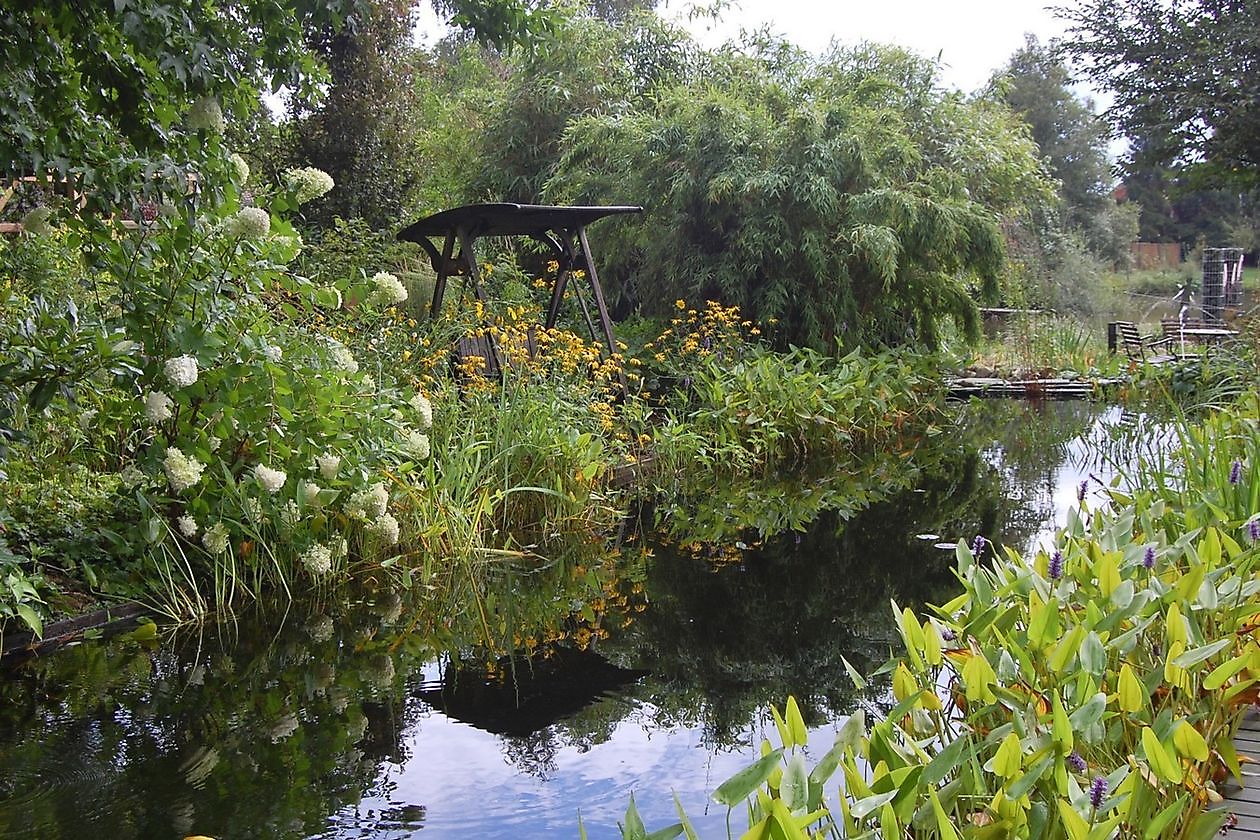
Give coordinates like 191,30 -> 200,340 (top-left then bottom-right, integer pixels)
1052,693 -> 1073,750
1079,631 -> 1105,676
1165,603 -> 1187,648
713,749 -> 784,807
644,824 -> 683,840
1006,754 -> 1052,799
962,651 -> 997,704
784,696 -> 807,748
1117,663 -> 1145,713
1172,721 -> 1209,761
849,789 -> 897,819
780,754 -> 808,813
1171,638 -> 1232,669
771,704 -> 792,749
923,732 -> 971,785
1140,726 -> 1183,784
839,656 -> 867,689
928,788 -> 960,840
1049,624 -> 1085,674
988,731 -> 1023,780
623,795 -> 647,840
1186,809 -> 1229,840
1095,553 -> 1120,597
1068,692 -> 1107,731
1056,799 -> 1089,840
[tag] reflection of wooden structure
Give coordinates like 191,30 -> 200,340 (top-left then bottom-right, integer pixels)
396,203 -> 641,376
1201,247 -> 1244,321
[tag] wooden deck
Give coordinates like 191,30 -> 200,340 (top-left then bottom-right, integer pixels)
1221,707 -> 1260,834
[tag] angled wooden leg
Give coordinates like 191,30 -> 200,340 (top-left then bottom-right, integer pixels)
431,232 -> 455,319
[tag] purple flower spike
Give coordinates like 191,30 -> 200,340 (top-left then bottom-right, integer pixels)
1143,546 -> 1157,570
1077,480 -> 1089,503
972,535 -> 986,557
940,626 -> 957,642
1248,518 -> 1260,544
1067,752 -> 1086,773
1089,776 -> 1108,809
1048,550 -> 1064,580
1229,460 -> 1242,485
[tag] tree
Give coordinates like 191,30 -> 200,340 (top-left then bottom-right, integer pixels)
0,0 -> 355,205
549,41 -> 1052,350
1058,0 -> 1260,188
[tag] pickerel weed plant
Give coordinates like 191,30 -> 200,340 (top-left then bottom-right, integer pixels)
621,404 -> 1260,839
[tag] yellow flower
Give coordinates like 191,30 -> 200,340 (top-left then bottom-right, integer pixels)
674,299 -> 686,310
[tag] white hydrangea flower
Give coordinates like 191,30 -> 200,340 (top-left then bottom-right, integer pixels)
284,167 -> 335,204
399,429 -> 430,460
254,463 -> 286,494
208,436 -> 222,450
301,481 -> 323,508
163,355 -> 199,389
230,153 -> 250,185
333,537 -> 349,559
202,522 -> 230,554
163,447 -> 205,493
316,453 -> 341,480
177,515 -> 198,538
120,465 -> 147,489
409,392 -> 433,430
368,271 -> 408,307
144,391 -> 174,424
369,512 -> 400,545
227,206 -> 270,240
302,542 -> 334,576
261,343 -> 282,363
328,340 -> 359,375
188,96 -> 225,133
348,482 -> 389,520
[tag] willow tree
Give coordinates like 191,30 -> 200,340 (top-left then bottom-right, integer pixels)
547,41 -> 1051,350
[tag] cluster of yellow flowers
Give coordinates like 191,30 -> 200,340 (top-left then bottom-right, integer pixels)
643,299 -> 761,366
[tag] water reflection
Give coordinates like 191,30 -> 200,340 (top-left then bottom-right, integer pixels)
0,399 -> 1150,839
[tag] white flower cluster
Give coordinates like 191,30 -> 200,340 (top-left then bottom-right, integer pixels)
226,206 -> 270,240
261,343 -> 282,363
242,496 -> 264,524
188,96 -> 225,134
120,465 -> 147,488
177,515 -> 199,538
202,522 -> 230,554
230,153 -> 250,185
281,499 -> 301,530
145,391 -> 174,424
254,463 -> 286,493
316,453 -> 341,479
284,167 -> 335,204
328,340 -> 359,375
409,392 -> 433,430
164,355 -> 199,389
369,272 -> 408,307
369,513 -> 400,545
347,482 -> 389,520
302,542 -> 334,576
400,428 -> 430,460
163,447 -> 205,493
301,480 -> 323,508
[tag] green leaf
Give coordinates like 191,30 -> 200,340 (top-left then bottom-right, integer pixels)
1171,638 -> 1232,669
1067,692 -> 1107,732
1142,795 -> 1188,840
1203,653 -> 1250,690
1172,721 -> 1208,761
923,732 -> 971,785
780,753 -> 808,812
784,696 -> 808,747
849,789 -> 898,819
15,603 -> 42,637
1140,726 -> 1183,784
712,749 -> 784,807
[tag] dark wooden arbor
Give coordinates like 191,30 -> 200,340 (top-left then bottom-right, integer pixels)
396,203 -> 641,371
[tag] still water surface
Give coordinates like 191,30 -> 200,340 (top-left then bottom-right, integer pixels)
0,400 -> 1149,839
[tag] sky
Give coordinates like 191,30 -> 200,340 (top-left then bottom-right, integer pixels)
416,0 -> 1075,95
674,0 -> 1072,93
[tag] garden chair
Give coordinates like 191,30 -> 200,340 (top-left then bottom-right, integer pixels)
1113,321 -> 1177,365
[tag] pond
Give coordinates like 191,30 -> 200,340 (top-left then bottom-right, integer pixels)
0,399 -> 1149,839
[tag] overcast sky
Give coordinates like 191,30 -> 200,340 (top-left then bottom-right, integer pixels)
672,0 -> 1071,93
417,0 -> 1074,94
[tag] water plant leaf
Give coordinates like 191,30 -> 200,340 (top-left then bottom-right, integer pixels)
1049,624 -> 1085,674
962,650 -> 998,704
928,787 -> 960,840
1171,638 -> 1232,669
1068,692 -> 1107,731
784,696 -> 807,747
1140,726 -> 1183,784
712,749 -> 785,807
1172,721 -> 1209,761
1079,631 -> 1105,677
839,656 -> 868,689
1006,754 -> 1052,800
1117,663 -> 1145,713
645,824 -> 684,840
1203,653 -> 1250,690
850,790 -> 898,819
1056,799 -> 1089,840
923,733 -> 971,786
780,753 -> 809,813
622,794 -> 647,840
670,795 -> 699,840
987,731 -> 1023,780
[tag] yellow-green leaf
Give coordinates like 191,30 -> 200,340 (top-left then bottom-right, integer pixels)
1141,726 -> 1183,784
1172,721 -> 1209,762
1117,663 -> 1145,713
1203,654 -> 1249,690
1057,799 -> 1089,840
991,731 -> 1023,780
962,651 -> 997,704
784,696 -> 807,748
